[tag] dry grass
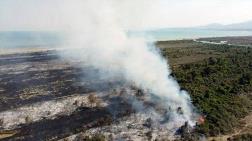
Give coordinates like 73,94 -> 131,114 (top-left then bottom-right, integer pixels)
0,130 -> 18,140
207,112 -> 252,141
156,40 -> 220,66
0,47 -> 52,55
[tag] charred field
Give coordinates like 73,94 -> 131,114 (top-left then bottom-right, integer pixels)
0,36 -> 252,141
0,50 -> 130,140
0,48 -> 189,141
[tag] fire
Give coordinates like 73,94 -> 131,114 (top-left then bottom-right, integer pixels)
197,116 -> 205,125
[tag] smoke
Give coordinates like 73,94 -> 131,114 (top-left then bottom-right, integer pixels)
56,0 -> 196,127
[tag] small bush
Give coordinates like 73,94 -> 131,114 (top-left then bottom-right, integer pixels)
77,134 -> 106,141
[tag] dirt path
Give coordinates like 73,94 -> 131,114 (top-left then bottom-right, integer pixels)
0,131 -> 18,140
208,112 -> 252,141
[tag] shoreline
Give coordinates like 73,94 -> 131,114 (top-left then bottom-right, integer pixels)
0,35 -> 252,56
155,35 -> 252,48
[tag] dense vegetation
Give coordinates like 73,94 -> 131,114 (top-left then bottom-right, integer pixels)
161,42 -> 252,136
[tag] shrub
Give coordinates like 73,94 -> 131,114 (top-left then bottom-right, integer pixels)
169,45 -> 252,136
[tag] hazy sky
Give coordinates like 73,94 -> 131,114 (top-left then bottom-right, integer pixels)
0,0 -> 252,31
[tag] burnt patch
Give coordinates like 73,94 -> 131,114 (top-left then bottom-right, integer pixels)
2,107 -> 112,141
0,51 -> 122,112
0,51 -> 58,66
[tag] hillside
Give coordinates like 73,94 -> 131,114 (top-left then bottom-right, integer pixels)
199,20 -> 252,30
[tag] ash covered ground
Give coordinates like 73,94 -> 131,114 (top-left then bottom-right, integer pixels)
0,50 -> 196,141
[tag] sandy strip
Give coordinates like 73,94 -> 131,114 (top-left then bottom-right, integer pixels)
0,47 -> 58,55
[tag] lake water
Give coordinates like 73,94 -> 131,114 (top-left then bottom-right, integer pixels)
130,28 -> 252,41
0,31 -> 62,48
1,29 -> 252,48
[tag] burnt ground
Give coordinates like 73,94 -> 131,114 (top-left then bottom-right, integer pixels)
0,50 -> 122,112
1,98 -> 133,141
2,107 -> 112,141
0,50 -> 132,141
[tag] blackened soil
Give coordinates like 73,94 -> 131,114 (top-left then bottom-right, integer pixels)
0,50 -> 133,141
0,50 -> 121,112
2,107 -> 112,141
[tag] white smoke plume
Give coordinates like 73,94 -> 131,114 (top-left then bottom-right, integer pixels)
56,0 -> 196,127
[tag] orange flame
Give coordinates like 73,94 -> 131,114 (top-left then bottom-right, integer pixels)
197,116 -> 205,125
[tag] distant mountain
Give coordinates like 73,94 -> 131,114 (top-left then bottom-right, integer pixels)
130,20 -> 252,41
199,20 -> 252,30
225,20 -> 252,30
